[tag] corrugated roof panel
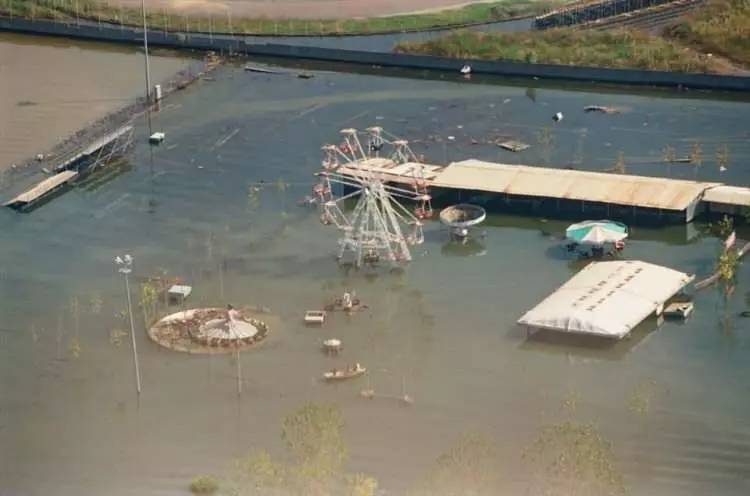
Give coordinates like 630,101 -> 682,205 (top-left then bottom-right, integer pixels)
434,160 -> 718,211
702,186 -> 750,207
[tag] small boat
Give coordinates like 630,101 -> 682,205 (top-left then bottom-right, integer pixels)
323,363 -> 366,381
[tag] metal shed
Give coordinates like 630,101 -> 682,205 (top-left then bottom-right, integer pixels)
432,160 -> 717,221
517,260 -> 694,339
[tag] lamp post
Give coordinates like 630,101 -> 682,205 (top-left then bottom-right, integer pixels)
115,254 -> 142,394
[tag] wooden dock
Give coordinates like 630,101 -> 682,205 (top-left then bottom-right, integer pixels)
3,170 -> 78,211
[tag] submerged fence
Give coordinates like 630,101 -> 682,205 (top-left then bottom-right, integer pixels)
533,0 -> 676,29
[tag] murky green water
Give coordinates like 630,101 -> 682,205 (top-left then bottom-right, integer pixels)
1,55 -> 750,496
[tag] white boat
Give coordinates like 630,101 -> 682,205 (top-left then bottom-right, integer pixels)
323,364 -> 366,381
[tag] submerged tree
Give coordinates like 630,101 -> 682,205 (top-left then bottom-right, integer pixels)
662,144 -> 677,163
537,127 -> 556,165
716,144 -> 731,171
217,402 -> 362,496
524,421 -> 625,496
282,402 -> 347,486
412,433 -> 502,496
613,152 -> 626,174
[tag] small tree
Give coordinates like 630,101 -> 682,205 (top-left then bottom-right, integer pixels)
537,127 -> 556,165
613,151 -> 626,174
414,433 -> 501,496
716,144 -> 730,171
524,421 -> 625,496
662,144 -> 677,163
282,403 -> 347,487
689,141 -> 703,167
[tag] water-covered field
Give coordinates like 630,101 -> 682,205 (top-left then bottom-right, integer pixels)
1,56 -> 750,495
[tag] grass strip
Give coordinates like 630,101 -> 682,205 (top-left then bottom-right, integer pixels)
666,0 -> 750,67
395,28 -> 718,73
0,0 -> 569,36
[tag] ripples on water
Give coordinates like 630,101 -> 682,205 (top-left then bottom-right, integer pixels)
1,54 -> 750,496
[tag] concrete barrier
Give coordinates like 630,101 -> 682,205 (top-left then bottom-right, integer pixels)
2,16 -> 750,92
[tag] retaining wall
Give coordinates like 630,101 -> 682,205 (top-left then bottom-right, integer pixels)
2,16 -> 750,92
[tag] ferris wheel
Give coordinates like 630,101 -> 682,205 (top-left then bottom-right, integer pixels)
312,127 -> 433,269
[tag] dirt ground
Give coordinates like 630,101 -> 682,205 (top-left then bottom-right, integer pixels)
108,0 -> 491,20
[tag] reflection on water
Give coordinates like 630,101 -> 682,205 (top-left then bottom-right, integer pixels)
1,55 -> 750,496
0,33 -> 191,169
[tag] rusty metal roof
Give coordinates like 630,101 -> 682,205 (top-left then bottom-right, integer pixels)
433,159 -> 718,211
702,185 -> 750,207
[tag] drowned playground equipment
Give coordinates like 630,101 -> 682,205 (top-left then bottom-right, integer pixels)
312,127 -> 433,269
148,307 -> 270,354
439,203 -> 487,239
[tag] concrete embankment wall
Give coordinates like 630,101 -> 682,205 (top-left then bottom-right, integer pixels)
533,0 -> 674,29
2,16 -> 750,92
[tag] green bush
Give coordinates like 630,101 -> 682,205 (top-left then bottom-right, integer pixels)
189,475 -> 219,495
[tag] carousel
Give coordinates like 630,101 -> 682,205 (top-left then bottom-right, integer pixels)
147,306 -> 271,354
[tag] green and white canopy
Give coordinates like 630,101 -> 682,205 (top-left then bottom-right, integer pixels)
565,220 -> 628,245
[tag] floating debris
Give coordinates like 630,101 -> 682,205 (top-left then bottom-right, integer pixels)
149,132 -> 165,144
243,65 -> 279,74
460,64 -> 472,75
298,73 -> 315,79
663,301 -> 694,319
304,310 -> 326,325
584,105 -> 621,114
553,112 -> 564,122
498,140 -> 530,152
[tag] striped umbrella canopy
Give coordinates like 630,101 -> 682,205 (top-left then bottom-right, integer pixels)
566,220 -> 628,245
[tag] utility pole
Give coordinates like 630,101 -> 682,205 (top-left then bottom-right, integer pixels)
141,0 -> 152,102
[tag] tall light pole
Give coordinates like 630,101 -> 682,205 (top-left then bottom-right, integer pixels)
141,0 -> 152,102
115,254 -> 142,394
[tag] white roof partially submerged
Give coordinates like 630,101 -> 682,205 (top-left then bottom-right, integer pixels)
433,159 -> 718,211
518,260 -> 694,339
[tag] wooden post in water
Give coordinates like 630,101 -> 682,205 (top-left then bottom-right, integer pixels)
236,348 -> 242,395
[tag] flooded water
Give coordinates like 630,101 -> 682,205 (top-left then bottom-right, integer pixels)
1,53 -> 750,496
0,33 -> 192,169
